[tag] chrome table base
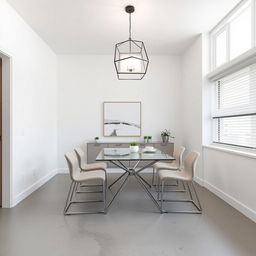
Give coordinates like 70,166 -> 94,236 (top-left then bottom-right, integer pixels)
106,160 -> 163,212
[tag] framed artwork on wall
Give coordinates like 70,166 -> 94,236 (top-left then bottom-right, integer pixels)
103,101 -> 141,137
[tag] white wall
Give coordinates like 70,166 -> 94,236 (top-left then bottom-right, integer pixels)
0,0 -> 58,206
57,55 -> 182,168
181,34 -> 256,223
181,36 -> 203,181
203,147 -> 256,222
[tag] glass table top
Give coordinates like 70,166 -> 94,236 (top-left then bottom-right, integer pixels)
96,148 -> 175,161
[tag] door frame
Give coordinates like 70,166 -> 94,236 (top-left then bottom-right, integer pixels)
0,49 -> 13,208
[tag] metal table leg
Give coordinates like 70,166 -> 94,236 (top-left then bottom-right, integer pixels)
135,160 -> 158,188
106,159 -> 162,213
107,172 -> 130,209
108,172 -> 127,189
135,173 -> 162,213
137,173 -> 151,188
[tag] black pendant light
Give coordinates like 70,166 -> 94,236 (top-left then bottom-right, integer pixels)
114,5 -> 149,80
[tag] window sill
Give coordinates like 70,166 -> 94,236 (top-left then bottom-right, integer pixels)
203,144 -> 256,159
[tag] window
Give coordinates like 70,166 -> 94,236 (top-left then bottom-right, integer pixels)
215,29 -> 228,67
229,2 -> 252,59
213,63 -> 256,149
211,0 -> 253,69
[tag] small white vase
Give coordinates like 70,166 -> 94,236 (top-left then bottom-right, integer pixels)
130,145 -> 139,153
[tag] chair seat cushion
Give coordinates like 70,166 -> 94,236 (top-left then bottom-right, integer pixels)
153,161 -> 179,170
81,162 -> 107,171
158,169 -> 192,181
75,170 -> 106,182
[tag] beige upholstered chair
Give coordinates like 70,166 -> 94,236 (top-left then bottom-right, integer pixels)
74,147 -> 107,171
157,151 -> 202,213
74,147 -> 107,191
64,152 -> 107,215
152,146 -> 185,186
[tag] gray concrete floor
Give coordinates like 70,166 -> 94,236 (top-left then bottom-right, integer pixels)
0,173 -> 256,256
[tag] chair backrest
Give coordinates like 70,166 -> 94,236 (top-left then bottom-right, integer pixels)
183,151 -> 200,179
65,152 -> 81,181
74,147 -> 85,170
173,146 -> 185,168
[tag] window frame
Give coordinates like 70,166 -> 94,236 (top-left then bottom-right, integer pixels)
210,0 -> 256,71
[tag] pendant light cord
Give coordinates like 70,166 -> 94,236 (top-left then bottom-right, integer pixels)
129,13 -> 132,40
129,13 -> 132,52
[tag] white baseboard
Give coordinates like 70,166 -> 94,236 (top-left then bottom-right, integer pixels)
204,181 -> 256,223
192,175 -> 256,223
194,176 -> 204,186
12,169 -> 58,207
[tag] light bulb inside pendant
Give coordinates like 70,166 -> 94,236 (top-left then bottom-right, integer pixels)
119,53 -> 142,73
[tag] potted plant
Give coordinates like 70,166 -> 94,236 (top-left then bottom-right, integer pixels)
147,136 -> 152,143
130,142 -> 139,153
161,129 -> 171,143
144,136 -> 148,143
94,137 -> 99,143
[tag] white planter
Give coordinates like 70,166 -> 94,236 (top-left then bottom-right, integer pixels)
130,145 -> 139,153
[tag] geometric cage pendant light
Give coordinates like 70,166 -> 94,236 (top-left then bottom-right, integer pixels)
114,5 -> 149,80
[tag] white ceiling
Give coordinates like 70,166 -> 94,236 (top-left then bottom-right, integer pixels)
7,0 -> 240,55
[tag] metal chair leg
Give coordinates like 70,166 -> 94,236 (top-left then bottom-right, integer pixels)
182,181 -> 186,191
64,181 -> 74,214
79,184 -> 102,187
64,181 -> 76,214
157,175 -> 160,200
161,180 -> 164,212
64,178 -> 107,215
160,179 -> 202,214
186,181 -> 193,201
103,182 -> 106,213
104,174 -> 108,213
191,181 -> 202,211
76,180 -> 103,193
155,178 -> 186,193
74,182 -> 79,197
153,178 -> 179,189
152,168 -> 155,186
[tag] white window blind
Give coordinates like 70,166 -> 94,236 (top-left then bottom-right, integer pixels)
213,63 -> 256,149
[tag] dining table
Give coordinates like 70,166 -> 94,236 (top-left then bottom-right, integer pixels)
96,147 -> 175,213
